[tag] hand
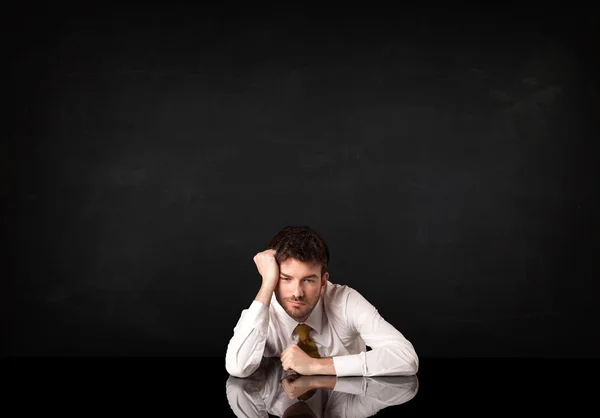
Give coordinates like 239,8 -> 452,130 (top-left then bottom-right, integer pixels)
281,374 -> 337,399
281,374 -> 315,399
281,344 -> 316,376
253,249 -> 279,288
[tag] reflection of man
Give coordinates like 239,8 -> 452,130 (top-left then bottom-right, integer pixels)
226,357 -> 419,418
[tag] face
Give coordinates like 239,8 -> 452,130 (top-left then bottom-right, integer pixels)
274,258 -> 329,323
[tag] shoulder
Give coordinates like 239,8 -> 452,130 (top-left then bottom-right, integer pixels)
324,280 -> 352,297
322,281 -> 377,330
323,281 -> 370,309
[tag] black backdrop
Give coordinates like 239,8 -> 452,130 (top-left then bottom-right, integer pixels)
5,5 -> 599,358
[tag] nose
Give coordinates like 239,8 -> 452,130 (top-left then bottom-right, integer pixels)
292,280 -> 304,298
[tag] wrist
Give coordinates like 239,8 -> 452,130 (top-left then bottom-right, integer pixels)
307,375 -> 337,390
255,281 -> 276,306
310,357 -> 336,376
261,279 -> 277,291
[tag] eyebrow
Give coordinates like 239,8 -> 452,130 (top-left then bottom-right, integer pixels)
280,273 -> 319,280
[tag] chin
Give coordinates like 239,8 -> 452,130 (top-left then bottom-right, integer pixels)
286,307 -> 307,320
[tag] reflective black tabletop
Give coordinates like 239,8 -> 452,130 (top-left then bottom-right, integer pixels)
4,357 -> 596,415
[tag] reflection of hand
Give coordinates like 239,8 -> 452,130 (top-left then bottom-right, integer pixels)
281,374 -> 313,399
281,374 -> 337,399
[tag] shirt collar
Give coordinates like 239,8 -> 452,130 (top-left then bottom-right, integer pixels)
272,293 -> 324,339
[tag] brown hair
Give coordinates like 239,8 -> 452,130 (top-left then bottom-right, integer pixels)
268,225 -> 329,277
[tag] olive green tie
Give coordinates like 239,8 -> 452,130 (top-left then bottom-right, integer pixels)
295,324 -> 320,358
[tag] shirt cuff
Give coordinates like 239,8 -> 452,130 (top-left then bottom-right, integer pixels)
333,353 -> 365,377
332,377 -> 367,394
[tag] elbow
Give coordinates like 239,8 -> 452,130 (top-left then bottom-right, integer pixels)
393,345 -> 419,376
408,356 -> 419,375
225,361 -> 256,379
396,355 -> 418,376
225,367 -> 248,378
407,349 -> 419,375
401,343 -> 419,375
225,364 -> 247,378
375,345 -> 419,376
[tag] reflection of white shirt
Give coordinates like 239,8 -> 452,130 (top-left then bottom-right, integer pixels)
226,281 -> 419,378
225,357 -> 419,418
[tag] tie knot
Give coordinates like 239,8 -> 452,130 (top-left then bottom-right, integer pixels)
295,324 -> 313,341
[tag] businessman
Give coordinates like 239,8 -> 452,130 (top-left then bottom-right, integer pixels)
225,225 -> 419,378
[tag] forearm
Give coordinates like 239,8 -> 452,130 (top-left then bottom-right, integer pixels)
225,301 -> 270,378
333,346 -> 419,377
254,282 -> 276,307
310,357 -> 337,375
308,375 -> 337,389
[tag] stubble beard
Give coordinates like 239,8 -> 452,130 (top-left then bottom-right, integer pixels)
283,295 -> 319,322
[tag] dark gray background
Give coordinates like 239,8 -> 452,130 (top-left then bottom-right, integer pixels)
4,5 -> 599,357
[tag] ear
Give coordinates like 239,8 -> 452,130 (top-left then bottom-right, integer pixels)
321,272 -> 329,292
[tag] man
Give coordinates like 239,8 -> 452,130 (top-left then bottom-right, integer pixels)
225,225 -> 419,378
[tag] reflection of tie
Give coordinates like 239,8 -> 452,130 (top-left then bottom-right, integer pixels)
295,324 -> 320,358
282,400 -> 317,418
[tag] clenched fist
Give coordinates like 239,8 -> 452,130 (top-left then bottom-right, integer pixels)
253,249 -> 279,288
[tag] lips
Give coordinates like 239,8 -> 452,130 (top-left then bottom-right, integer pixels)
289,301 -> 305,307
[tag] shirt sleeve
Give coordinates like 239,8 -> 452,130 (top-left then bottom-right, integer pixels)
225,357 -> 285,417
332,288 -> 419,377
225,300 -> 271,378
328,376 -> 419,416
225,376 -> 269,417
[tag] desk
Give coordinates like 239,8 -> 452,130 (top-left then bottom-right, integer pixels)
3,357 -> 596,416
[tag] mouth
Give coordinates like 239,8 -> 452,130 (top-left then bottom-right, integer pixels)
289,300 -> 305,307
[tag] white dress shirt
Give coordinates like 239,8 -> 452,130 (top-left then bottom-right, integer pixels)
226,356 -> 419,418
225,281 -> 419,378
